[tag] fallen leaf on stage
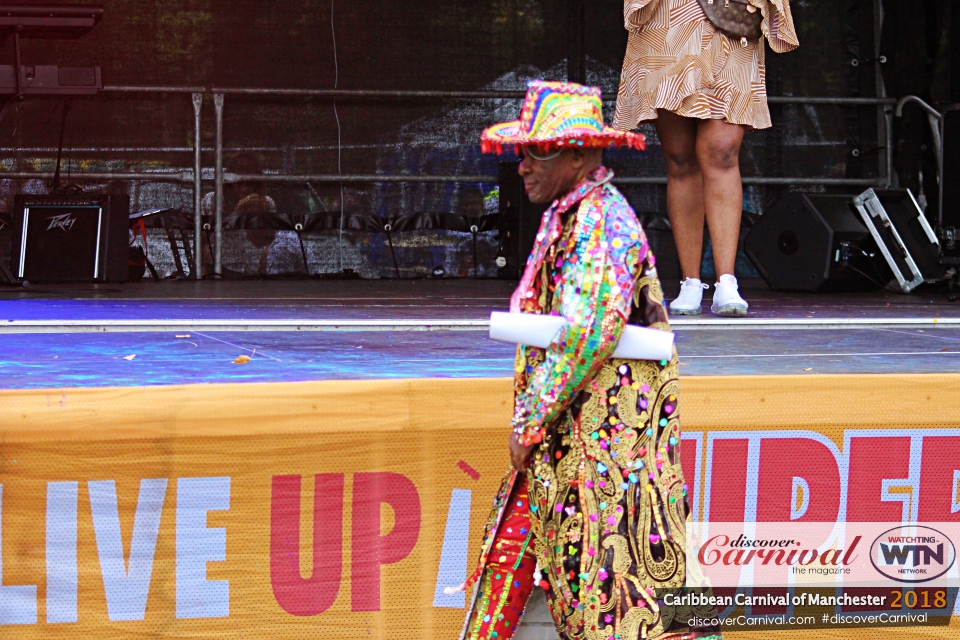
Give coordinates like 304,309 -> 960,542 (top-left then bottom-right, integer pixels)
123,354 -> 136,361
233,355 -> 252,364
803,367 -> 812,371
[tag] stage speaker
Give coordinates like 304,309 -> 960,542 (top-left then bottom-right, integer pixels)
11,194 -> 130,283
745,193 -> 890,292
496,160 -> 548,279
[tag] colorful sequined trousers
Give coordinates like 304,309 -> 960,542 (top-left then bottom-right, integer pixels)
462,477 -> 538,640
461,168 -> 720,640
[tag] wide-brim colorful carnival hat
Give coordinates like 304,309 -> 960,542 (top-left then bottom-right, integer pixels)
481,80 -> 645,154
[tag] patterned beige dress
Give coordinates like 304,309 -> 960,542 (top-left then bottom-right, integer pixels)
613,0 -> 799,130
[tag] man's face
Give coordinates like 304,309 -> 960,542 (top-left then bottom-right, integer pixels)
518,148 -> 583,204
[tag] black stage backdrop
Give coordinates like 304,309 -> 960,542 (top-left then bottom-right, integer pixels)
0,0 -> 952,278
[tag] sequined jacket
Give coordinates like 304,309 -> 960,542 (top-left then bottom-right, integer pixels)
509,165 -> 669,446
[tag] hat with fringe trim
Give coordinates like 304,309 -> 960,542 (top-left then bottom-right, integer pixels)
481,80 -> 645,154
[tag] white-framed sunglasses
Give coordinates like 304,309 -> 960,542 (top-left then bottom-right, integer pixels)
522,147 -> 563,161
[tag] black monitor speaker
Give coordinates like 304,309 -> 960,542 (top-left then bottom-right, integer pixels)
11,194 -> 129,282
744,193 -> 890,292
496,160 -> 548,279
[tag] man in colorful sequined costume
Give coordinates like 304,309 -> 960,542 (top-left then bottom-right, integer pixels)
457,82 -> 721,640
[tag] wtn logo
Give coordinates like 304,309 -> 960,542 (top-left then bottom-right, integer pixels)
870,526 -> 956,583
46,213 -> 76,231
880,542 -> 944,566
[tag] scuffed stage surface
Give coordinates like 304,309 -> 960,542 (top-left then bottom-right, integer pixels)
2,278 -> 959,321
3,278 -> 960,389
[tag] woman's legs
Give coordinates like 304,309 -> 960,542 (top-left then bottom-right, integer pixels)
656,111 -> 748,315
654,109 -> 704,281
695,118 -> 746,279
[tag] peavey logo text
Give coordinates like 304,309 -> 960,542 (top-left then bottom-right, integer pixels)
46,212 -> 77,232
870,526 -> 957,583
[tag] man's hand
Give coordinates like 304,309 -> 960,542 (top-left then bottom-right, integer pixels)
509,432 -> 535,471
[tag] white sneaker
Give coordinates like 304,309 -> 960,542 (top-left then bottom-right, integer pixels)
711,274 -> 749,316
669,278 -> 708,315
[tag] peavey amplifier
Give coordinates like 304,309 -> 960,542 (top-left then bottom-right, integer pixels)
11,194 -> 129,282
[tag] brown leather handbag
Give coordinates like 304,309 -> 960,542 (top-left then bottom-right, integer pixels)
696,0 -> 763,42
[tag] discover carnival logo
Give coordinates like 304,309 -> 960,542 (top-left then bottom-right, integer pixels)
46,212 -> 77,232
697,533 -> 862,572
870,525 -> 957,583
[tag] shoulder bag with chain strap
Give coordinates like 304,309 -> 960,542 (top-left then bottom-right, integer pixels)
695,0 -> 762,42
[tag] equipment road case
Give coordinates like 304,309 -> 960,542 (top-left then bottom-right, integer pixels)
852,188 -> 944,293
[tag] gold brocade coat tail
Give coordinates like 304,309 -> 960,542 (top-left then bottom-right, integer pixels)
518,245 -> 693,639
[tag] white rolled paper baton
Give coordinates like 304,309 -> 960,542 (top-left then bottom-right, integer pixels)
489,311 -> 675,361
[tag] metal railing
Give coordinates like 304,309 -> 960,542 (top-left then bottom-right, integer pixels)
0,86 -> 899,278
896,95 -> 946,228
207,88 -> 897,274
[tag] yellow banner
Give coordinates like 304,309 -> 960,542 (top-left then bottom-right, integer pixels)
0,375 -> 958,639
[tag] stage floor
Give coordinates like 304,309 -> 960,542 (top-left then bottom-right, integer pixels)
3,278 -> 960,389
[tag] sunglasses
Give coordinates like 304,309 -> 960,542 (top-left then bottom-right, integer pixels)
522,147 -> 563,162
